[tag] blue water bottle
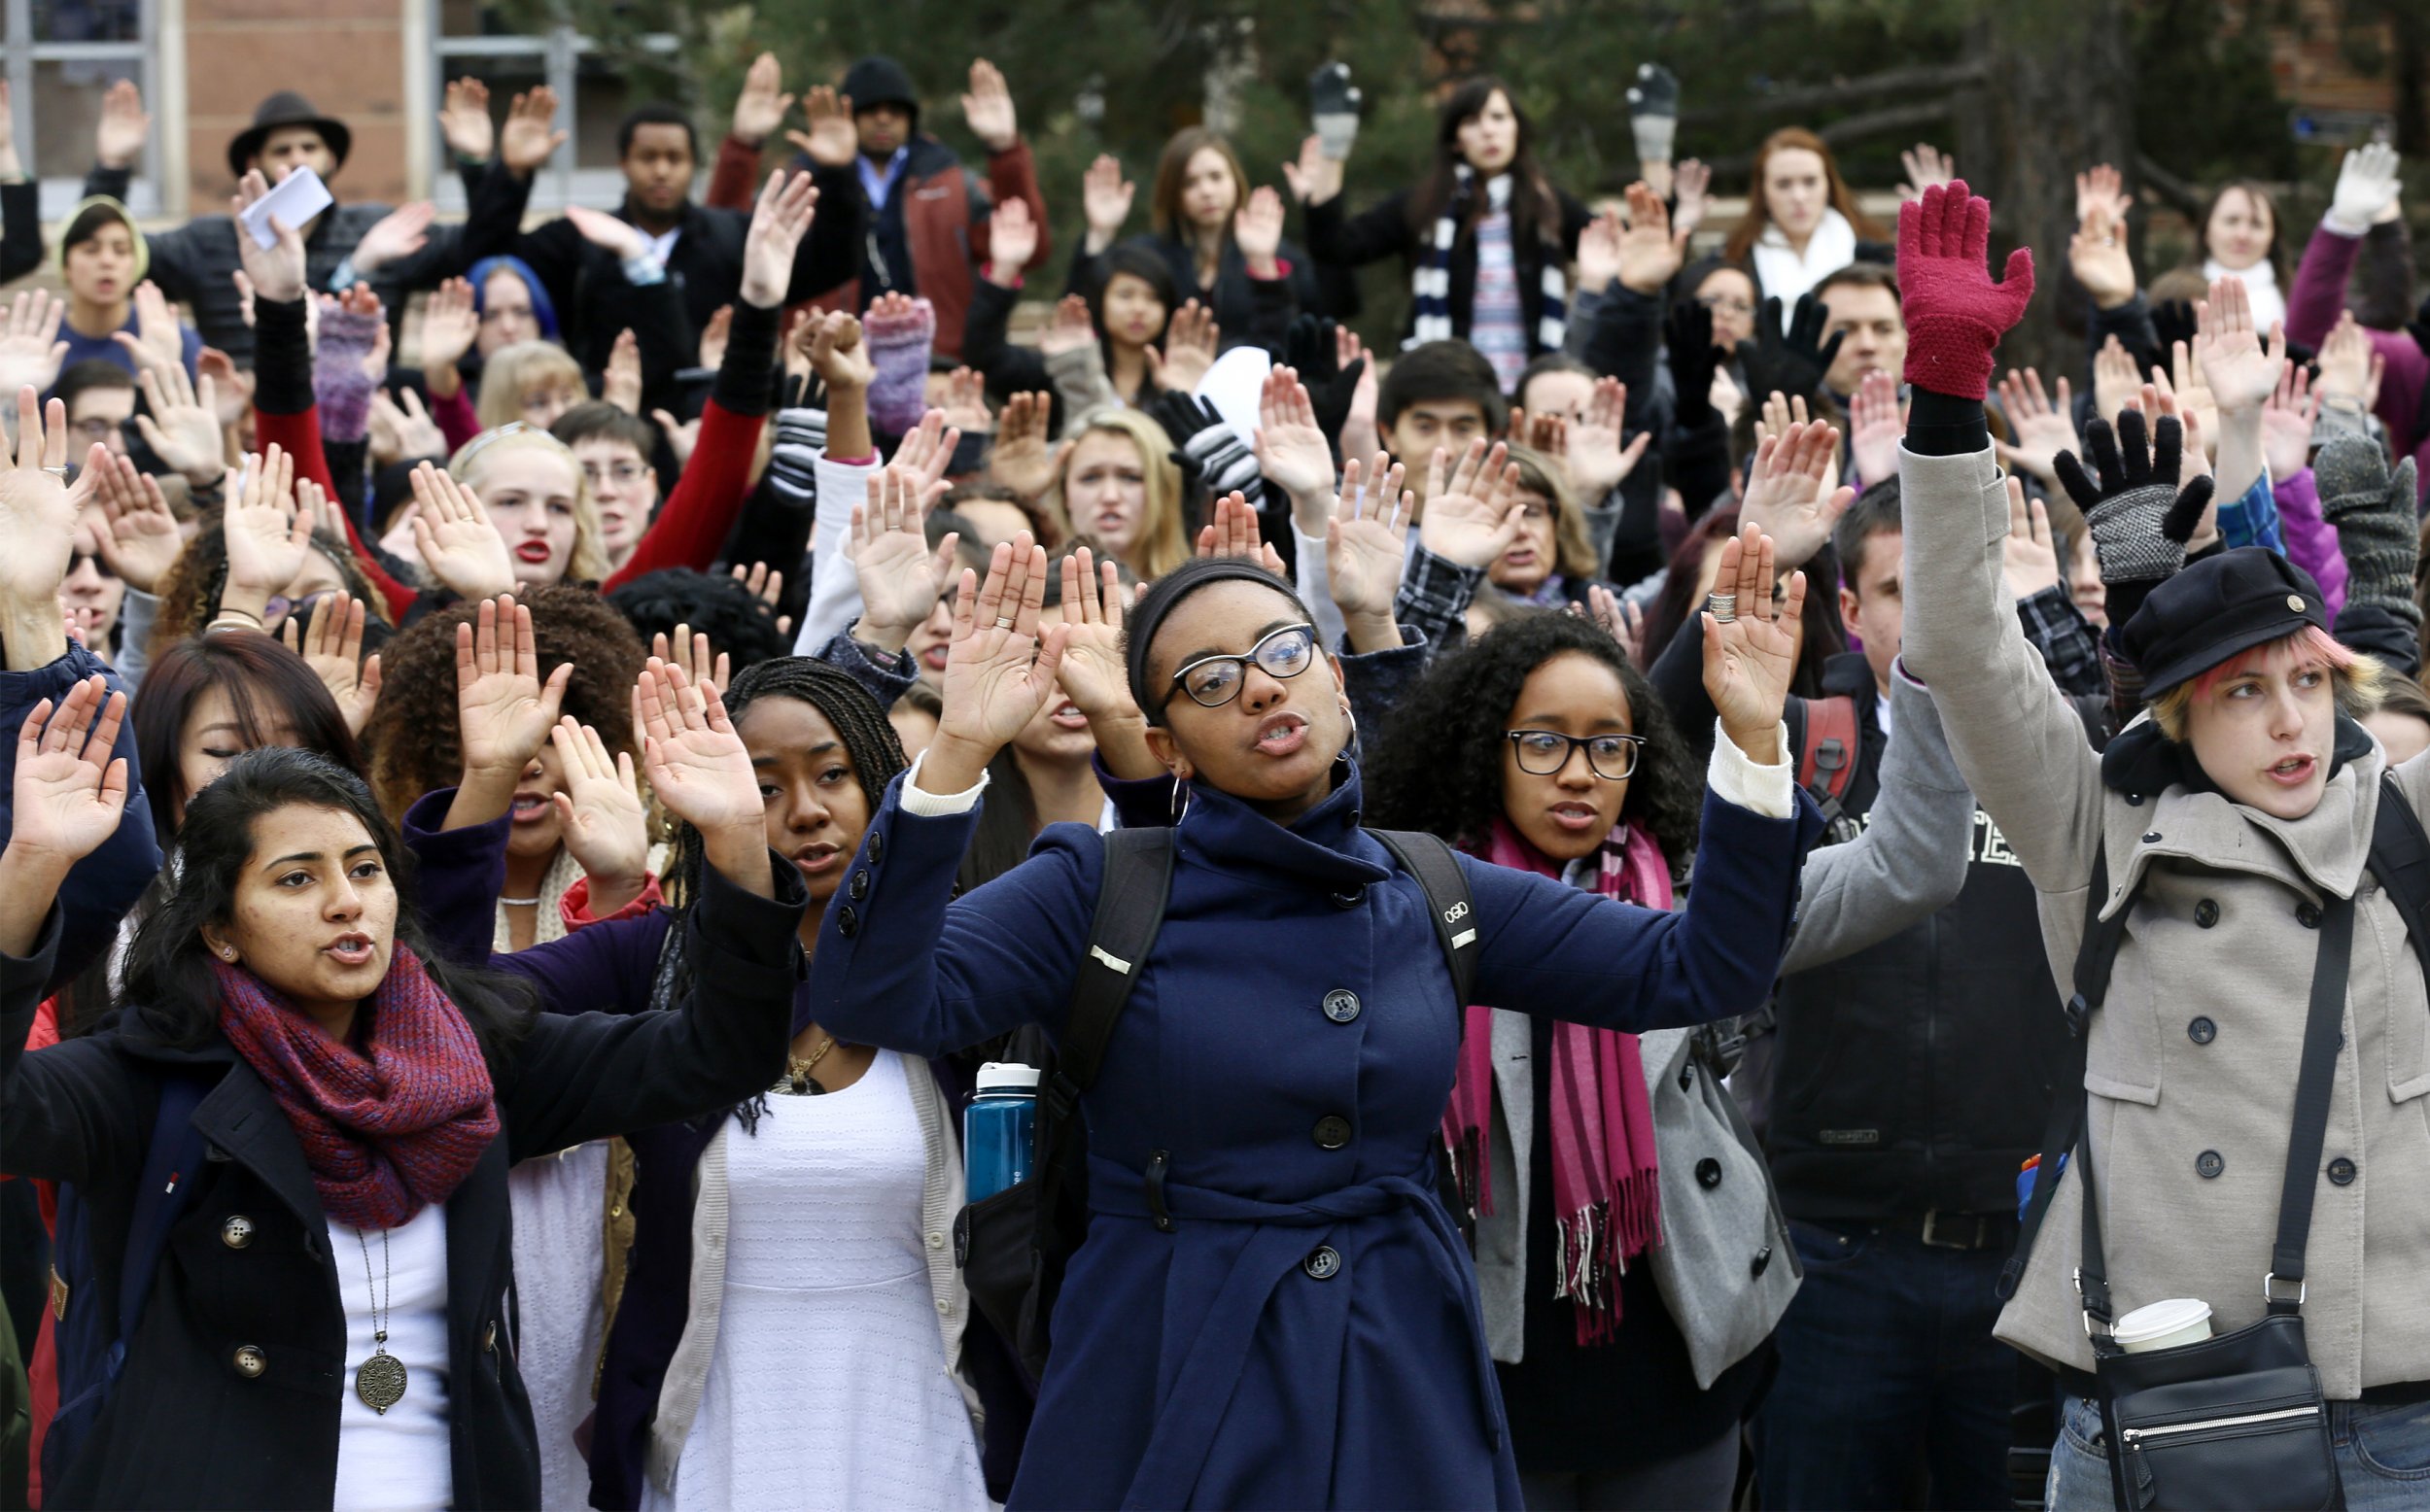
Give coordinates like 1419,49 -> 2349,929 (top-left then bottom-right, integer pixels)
964,1062 -> 1041,1203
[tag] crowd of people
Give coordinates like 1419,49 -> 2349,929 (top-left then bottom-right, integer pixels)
0,42 -> 2425,1512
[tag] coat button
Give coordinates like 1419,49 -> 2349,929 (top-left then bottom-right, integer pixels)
2195,900 -> 2219,928
2188,1016 -> 2217,1045
2196,1150 -> 2225,1179
927,1230 -> 946,1251
1321,989 -> 1361,1023
1312,1116 -> 1352,1150
2141,831 -> 2162,843
866,832 -> 885,864
2328,1157 -> 2357,1186
232,1345 -> 265,1378
1695,1157 -> 1723,1189
2297,903 -> 2321,929
1303,1245 -> 1341,1280
849,870 -> 870,901
2126,793 -> 2144,807
936,1298 -> 952,1315
1751,1245 -> 1773,1279
1331,887 -> 1365,909
221,1215 -> 255,1250
836,904 -> 859,939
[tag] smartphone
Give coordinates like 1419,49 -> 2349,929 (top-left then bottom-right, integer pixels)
240,165 -> 334,250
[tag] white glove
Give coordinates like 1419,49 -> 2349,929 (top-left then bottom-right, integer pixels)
2324,142 -> 2401,236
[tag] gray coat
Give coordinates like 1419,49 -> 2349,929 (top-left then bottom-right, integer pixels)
1475,675 -> 1975,1381
1900,442 -> 2430,1398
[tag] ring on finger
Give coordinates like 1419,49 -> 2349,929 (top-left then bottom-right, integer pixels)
1706,591 -> 1738,624
994,615 -> 1016,631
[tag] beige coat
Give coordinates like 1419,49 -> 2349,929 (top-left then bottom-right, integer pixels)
1897,443 -> 2430,1398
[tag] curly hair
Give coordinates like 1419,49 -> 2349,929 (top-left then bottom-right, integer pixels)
1364,613 -> 1700,866
149,521 -> 391,657
606,567 -> 791,671
362,584 -> 646,821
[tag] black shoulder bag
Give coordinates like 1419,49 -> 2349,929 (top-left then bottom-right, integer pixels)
955,826 -> 1478,1383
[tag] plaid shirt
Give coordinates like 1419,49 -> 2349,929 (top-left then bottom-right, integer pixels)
1393,544 -> 1485,651
2016,585 -> 2105,698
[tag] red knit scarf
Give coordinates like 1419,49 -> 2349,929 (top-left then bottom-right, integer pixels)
214,945 -> 500,1229
1441,818 -> 1667,1346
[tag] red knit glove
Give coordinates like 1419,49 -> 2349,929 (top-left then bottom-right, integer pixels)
1897,180 -> 2035,401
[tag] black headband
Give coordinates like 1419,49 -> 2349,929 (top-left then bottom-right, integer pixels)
1124,560 -> 1304,718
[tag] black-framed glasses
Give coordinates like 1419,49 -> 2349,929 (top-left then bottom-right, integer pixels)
1165,623 -> 1317,711
1507,729 -> 1645,780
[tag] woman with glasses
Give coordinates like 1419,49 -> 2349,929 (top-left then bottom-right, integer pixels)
804,510 -> 1823,1506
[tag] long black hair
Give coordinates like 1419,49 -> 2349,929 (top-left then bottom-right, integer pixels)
1406,76 -> 1560,245
1365,613 -> 1700,867
1092,241 -> 1181,402
119,745 -> 537,1056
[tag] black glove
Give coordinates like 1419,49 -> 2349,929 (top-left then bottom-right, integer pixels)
1149,391 -> 1263,502
1285,314 -> 1365,453
2056,409 -> 2214,630
2150,299 -> 2198,356
1310,63 -> 1361,160
1666,298 -> 1719,430
1735,293 -> 1842,405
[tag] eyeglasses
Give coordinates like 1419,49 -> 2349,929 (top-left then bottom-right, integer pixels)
1506,729 -> 1646,780
1696,293 -> 1755,317
1165,623 -> 1317,711
581,462 -> 648,487
69,416 -> 123,440
480,305 -> 536,326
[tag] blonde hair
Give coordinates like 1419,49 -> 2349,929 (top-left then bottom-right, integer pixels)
1047,410 -> 1190,580
476,341 -> 586,431
448,425 -> 610,585
2147,627 -> 2385,741
1503,444 -> 1599,582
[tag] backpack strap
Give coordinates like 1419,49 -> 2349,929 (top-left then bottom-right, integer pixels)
1368,829 -> 1479,1005
1794,696 -> 1859,828
2369,772 -> 2430,981
1053,828 -> 1176,1112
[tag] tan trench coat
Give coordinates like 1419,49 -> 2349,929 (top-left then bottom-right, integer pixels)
1897,443 -> 2430,1398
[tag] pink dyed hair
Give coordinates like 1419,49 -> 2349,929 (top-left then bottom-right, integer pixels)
2186,626 -> 2355,702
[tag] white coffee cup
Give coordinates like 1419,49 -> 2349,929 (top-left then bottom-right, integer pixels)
2113,1297 -> 2214,1354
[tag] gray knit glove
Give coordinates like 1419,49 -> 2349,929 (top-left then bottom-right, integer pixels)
1626,64 -> 1679,164
2316,435 -> 2421,627
1310,64 -> 1362,161
2057,411 -> 2214,628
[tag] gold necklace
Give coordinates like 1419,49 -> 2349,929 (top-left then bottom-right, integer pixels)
781,1035 -> 839,1095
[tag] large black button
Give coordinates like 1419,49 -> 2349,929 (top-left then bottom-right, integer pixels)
2195,900 -> 2219,928
865,832 -> 885,864
2126,793 -> 2145,807
1321,989 -> 1361,1024
2188,1016 -> 2217,1045
1312,1116 -> 1352,1150
2328,1157 -> 2357,1186
1303,1245 -> 1341,1280
1331,887 -> 1365,910
2141,831 -> 2163,843
2196,1150 -> 2225,1179
848,870 -> 869,901
1751,1245 -> 1773,1279
835,905 -> 859,939
1695,1157 -> 1723,1189
2297,903 -> 2322,929
221,1215 -> 255,1250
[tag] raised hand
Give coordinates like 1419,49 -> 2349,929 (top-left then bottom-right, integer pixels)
602,328 -> 642,415
1324,455 -> 1412,647
2057,408 -> 2215,618
696,304 -> 733,370
280,592 -> 382,736
2068,203 -> 2136,313
219,445 -> 309,601
740,168 -> 820,309
1251,366 -> 1335,519
94,78 -> 149,170
132,361 -> 226,485
2001,479 -> 2064,601
730,562 -> 793,636
1738,421 -> 1855,572
2159,340 -> 2219,458
417,276 -> 480,375
989,392 -> 1058,500
651,407 -> 702,469
0,291 -> 68,399
1570,582 -> 1644,666
117,283 -> 187,377
2314,311 -> 2380,412
1036,293 -> 1096,359
925,533 -> 1071,793
1154,300 -> 1220,392
2325,142 -> 2401,235
985,195 -> 1043,286
1994,367 -> 2080,486
548,716 -> 649,890
1896,142 -> 1955,201
2074,163 -> 2134,226
499,86 -> 566,176
1280,133 -> 1343,207
788,86 -> 857,169
229,169 -> 307,303
850,464 -> 962,653
1196,492 -> 1286,575
1083,155 -> 1135,249
2260,364 -> 2317,483
887,407 -> 961,505
1233,188 -> 1286,275
9,677 -> 129,866
808,309 -> 875,394
2193,276 -> 2285,415
1053,546 -> 1135,721
1701,523 -> 1803,762
0,391 -> 83,623
1564,376 -> 1649,500
1615,182 -> 1687,294
85,449 -> 184,595
456,594 -> 572,778
351,201 -> 435,278
408,461 -> 516,601
632,659 -> 766,870
1894,180 -> 2035,400
961,59 -> 1019,154
2093,335 -> 2141,430
437,77 -> 495,162
1673,158 -> 1713,234
1421,439 -> 1527,569
1848,368 -> 1906,484
650,624 -> 729,695
939,365 -> 992,434
565,202 -> 648,261
731,52 -> 793,148
1575,210 -> 1623,295
1737,294 -> 1843,407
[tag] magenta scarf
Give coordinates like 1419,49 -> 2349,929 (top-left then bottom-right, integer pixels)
1441,818 -> 1669,1345
214,945 -> 501,1229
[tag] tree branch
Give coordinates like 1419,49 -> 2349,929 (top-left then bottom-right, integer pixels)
2133,153 -> 2206,220
1699,99 -> 1957,179
1682,60 -> 1988,123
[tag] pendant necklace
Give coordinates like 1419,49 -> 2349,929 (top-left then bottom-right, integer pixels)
781,1035 -> 839,1095
352,1226 -> 408,1414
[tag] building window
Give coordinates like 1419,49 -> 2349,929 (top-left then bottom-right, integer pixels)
5,0 -> 157,218
431,0 -> 680,212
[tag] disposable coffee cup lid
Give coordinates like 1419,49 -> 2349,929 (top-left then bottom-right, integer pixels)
2113,1297 -> 2212,1345
975,1062 -> 1042,1091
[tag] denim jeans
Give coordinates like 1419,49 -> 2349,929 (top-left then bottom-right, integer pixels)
1753,1218 -> 2015,1510
2048,1392 -> 2430,1509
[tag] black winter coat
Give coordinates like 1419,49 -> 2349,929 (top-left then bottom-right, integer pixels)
1303,184 -> 1593,356
1,818 -> 806,1510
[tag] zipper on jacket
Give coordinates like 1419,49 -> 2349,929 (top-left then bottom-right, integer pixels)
2120,1404 -> 2319,1445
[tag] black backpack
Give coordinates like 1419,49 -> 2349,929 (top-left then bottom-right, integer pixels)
954,825 -> 1480,1383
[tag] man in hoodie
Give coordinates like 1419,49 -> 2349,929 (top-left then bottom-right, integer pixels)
706,54 -> 1051,361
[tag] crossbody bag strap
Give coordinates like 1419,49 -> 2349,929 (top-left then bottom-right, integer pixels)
2265,895 -> 2355,1311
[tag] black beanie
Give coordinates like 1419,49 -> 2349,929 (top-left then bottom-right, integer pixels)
842,55 -> 920,127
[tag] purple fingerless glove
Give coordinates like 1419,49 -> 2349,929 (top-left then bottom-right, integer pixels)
864,297 -> 936,437
313,304 -> 385,442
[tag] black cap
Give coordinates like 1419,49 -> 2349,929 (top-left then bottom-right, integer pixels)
2117,548 -> 2329,700
842,56 -> 920,122
227,91 -> 351,182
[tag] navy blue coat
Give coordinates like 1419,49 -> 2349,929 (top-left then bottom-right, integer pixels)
809,759 -> 1821,1509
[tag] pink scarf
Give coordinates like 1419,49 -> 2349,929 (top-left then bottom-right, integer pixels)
215,945 -> 501,1230
1441,818 -> 1668,1345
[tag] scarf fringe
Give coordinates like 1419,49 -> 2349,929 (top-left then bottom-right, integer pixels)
1552,1168 -> 1664,1347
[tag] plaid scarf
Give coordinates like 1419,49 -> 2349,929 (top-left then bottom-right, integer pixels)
1409,165 -> 1567,354
215,945 -> 500,1229
1441,817 -> 1665,1345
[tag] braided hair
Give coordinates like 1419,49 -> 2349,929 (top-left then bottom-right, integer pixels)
651,656 -> 905,1133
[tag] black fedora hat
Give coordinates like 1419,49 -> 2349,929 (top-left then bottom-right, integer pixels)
226,91 -> 352,181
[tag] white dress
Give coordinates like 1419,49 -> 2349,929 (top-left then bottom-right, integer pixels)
508,1143 -> 611,1512
642,1049 -> 989,1512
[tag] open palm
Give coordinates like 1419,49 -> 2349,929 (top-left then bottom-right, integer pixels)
634,661 -> 761,836
1052,547 -> 1131,719
11,676 -> 129,865
455,596 -> 571,776
1701,524 -> 1806,744
1420,440 -> 1525,569
549,716 -> 649,884
851,466 -> 960,641
1324,455 -> 1411,623
940,536 -> 1069,752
